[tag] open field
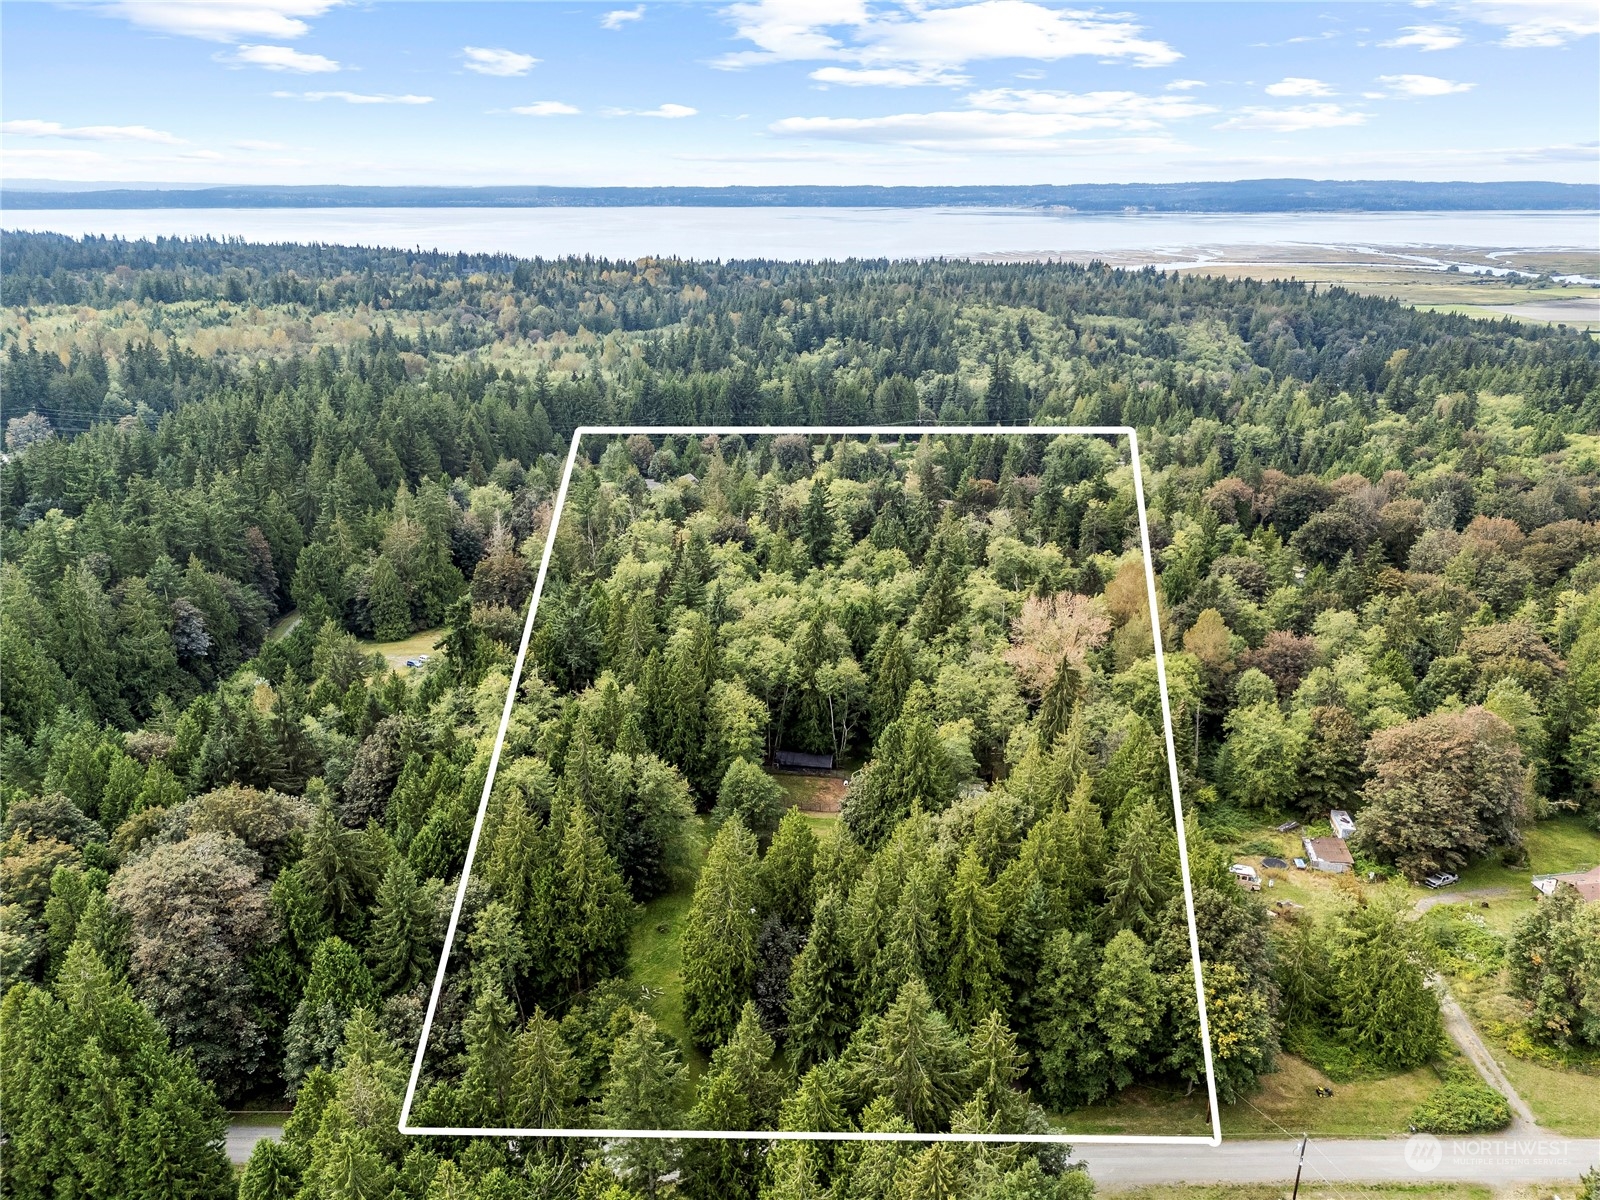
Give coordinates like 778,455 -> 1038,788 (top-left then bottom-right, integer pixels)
1059,1054 -> 1443,1140
770,769 -> 849,813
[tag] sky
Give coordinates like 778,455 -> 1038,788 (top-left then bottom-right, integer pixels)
1,0 -> 1597,187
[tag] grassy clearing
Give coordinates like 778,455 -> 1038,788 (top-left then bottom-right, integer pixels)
227,1109 -> 290,1127
358,628 -> 445,672
1221,1055 -> 1441,1139
624,814 -> 716,1080
771,771 -> 848,813
1493,1054 -> 1600,1137
1056,1053 -> 1435,1140
626,883 -> 706,1080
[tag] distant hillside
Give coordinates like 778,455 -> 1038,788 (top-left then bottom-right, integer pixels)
3,179 -> 1595,211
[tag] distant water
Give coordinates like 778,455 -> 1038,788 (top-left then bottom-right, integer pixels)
5,207 -> 1597,262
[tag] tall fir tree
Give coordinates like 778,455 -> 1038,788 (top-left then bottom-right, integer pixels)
682,816 -> 762,1049
601,1012 -> 686,1200
785,887 -> 856,1070
366,858 -> 434,993
942,845 -> 1004,1032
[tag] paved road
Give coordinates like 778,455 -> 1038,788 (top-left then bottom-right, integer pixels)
228,1123 -> 284,1165
1076,1135 -> 1599,1187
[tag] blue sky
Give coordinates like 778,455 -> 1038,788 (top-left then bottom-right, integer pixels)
2,1 -> 1596,186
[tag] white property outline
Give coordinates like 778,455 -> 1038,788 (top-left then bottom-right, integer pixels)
400,425 -> 1223,1148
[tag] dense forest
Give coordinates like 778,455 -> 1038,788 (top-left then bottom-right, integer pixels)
412,431 -> 1228,1150
2,230 -> 1599,1200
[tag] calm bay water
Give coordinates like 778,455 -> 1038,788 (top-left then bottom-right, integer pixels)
6,207 -> 1598,262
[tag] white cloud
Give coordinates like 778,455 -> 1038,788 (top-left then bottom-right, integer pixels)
601,6 -> 645,29
773,108 -> 1190,153
1,119 -> 185,143
810,65 -> 967,86
512,101 -> 580,116
1165,78 -> 1206,90
1378,73 -> 1475,95
463,46 -> 539,76
1264,76 -> 1332,96
106,0 -> 342,42
1381,24 -> 1466,50
966,88 -> 1216,125
1457,1 -> 1599,48
276,90 -> 434,103
716,0 -> 1180,72
631,103 -> 698,118
226,43 -> 339,71
1217,103 -> 1367,131
235,138 -> 290,150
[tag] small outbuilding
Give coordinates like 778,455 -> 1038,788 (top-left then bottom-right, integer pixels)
1303,836 -> 1354,874
1330,809 -> 1356,840
775,750 -> 834,771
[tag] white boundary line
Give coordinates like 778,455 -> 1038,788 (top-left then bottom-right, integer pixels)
399,425 -> 1222,1148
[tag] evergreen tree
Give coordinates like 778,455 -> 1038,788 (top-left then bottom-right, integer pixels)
367,554 -> 411,641
682,816 -> 762,1049
601,1012 -> 686,1200
299,799 -> 380,932
1093,929 -> 1162,1090
1035,656 -> 1080,752
657,612 -> 719,798
239,1138 -> 301,1200
681,1002 -> 783,1200
967,1009 -> 1030,1130
551,802 -> 633,996
786,887 -> 857,1070
852,977 -> 970,1132
1061,775 -> 1108,916
0,943 -> 234,1200
758,807 -> 818,929
800,477 -> 837,568
459,987 -> 518,1123
511,1005 -> 579,1130
867,626 -> 913,738
842,683 -> 953,850
1334,898 -> 1443,1069
942,845 -> 1004,1032
1102,800 -> 1171,937
366,858 -> 435,993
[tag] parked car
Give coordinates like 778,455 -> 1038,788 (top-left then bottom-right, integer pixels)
1423,872 -> 1459,890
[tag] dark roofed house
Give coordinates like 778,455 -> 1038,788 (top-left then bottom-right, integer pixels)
775,750 -> 834,771
1303,836 -> 1354,874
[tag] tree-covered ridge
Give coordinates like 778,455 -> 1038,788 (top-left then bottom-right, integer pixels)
416,431 -> 1239,1147
1,234 -> 1597,1200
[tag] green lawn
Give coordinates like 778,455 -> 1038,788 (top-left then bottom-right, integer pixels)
359,628 -> 445,672
623,815 -> 716,1079
1054,1053 -> 1442,1140
625,882 -> 706,1079
1495,1054 -> 1600,1137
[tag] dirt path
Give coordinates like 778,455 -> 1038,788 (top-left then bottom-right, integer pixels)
1404,888 -> 1541,1131
1432,975 -> 1541,1133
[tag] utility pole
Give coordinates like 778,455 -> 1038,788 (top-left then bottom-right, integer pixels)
1289,1134 -> 1308,1200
